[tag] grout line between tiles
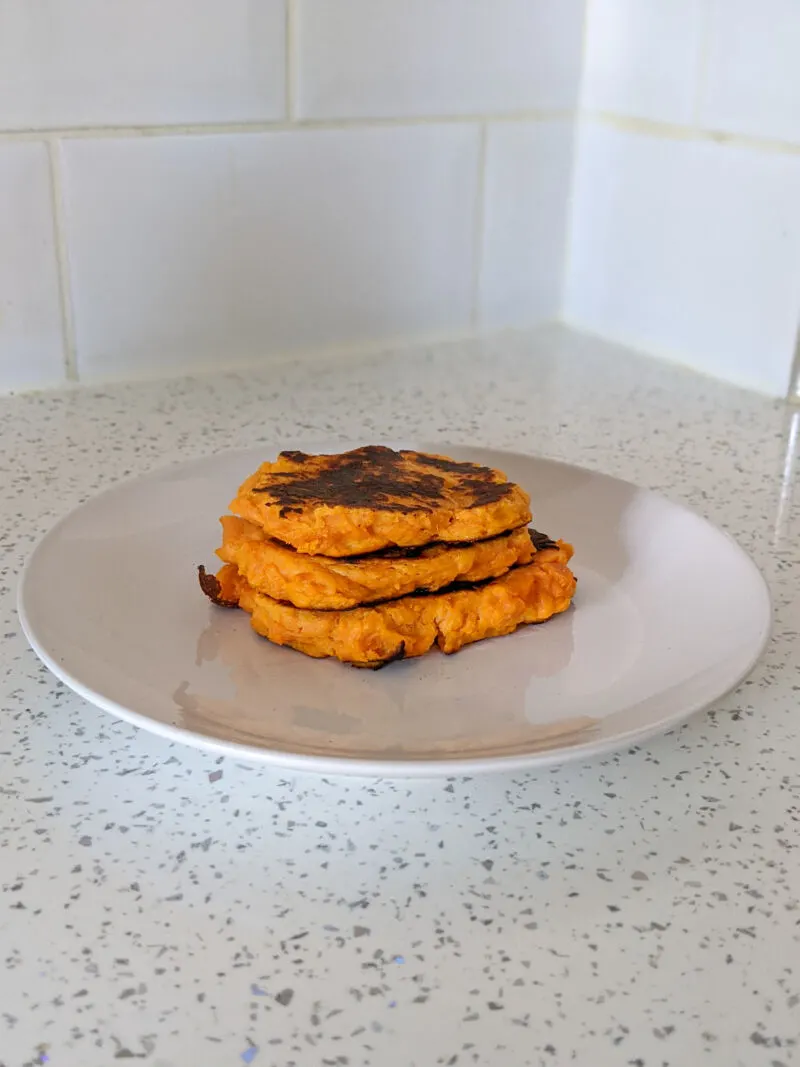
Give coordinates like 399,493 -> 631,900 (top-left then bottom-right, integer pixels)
470,124 -> 489,333
46,139 -> 78,383
3,110 -> 797,158
285,0 -> 297,120
0,110 -> 575,143
587,110 -> 800,157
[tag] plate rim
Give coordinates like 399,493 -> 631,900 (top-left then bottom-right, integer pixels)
17,442 -> 774,778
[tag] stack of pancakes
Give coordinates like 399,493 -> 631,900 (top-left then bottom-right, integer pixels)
199,446 -> 576,668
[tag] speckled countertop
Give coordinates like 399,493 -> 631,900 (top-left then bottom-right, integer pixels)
1,327 -> 798,1067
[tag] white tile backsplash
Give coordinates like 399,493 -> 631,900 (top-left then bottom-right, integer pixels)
1,0 -> 798,396
61,127 -> 479,380
565,123 -> 800,396
295,0 -> 585,120
0,143 -> 65,390
582,0 -> 705,125
480,121 -> 573,331
701,0 -> 800,144
0,0 -> 286,130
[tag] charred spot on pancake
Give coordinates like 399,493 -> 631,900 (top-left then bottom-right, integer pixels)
250,446 -> 514,514
414,452 -> 515,508
529,529 -> 559,552
198,565 -> 239,608
465,481 -> 515,508
413,453 -> 489,475
410,571 -> 512,598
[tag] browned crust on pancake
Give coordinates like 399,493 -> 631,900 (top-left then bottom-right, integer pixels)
231,447 -> 533,556
254,446 -> 514,514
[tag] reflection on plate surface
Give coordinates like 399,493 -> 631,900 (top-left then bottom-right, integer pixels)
176,602 -> 596,758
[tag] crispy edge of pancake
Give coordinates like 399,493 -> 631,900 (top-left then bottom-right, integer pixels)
198,566 -> 238,608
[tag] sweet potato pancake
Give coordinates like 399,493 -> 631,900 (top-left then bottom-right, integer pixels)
230,446 -> 532,557
200,539 -> 576,668
216,515 -> 537,610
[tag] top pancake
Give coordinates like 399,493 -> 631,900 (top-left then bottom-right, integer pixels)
229,446 -> 532,556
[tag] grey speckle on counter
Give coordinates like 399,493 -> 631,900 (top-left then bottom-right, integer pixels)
0,326 -> 798,1067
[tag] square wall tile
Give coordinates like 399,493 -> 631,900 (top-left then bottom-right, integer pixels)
0,0 -> 285,130
61,126 -> 480,380
565,123 -> 800,396
480,121 -> 574,330
295,0 -> 585,119
582,0 -> 704,125
701,0 -> 800,143
0,143 -> 65,391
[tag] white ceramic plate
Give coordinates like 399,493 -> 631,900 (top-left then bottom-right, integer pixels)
18,443 -> 771,778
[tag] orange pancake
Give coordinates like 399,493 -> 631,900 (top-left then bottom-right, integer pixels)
200,540 -> 576,668
229,446 -> 532,557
